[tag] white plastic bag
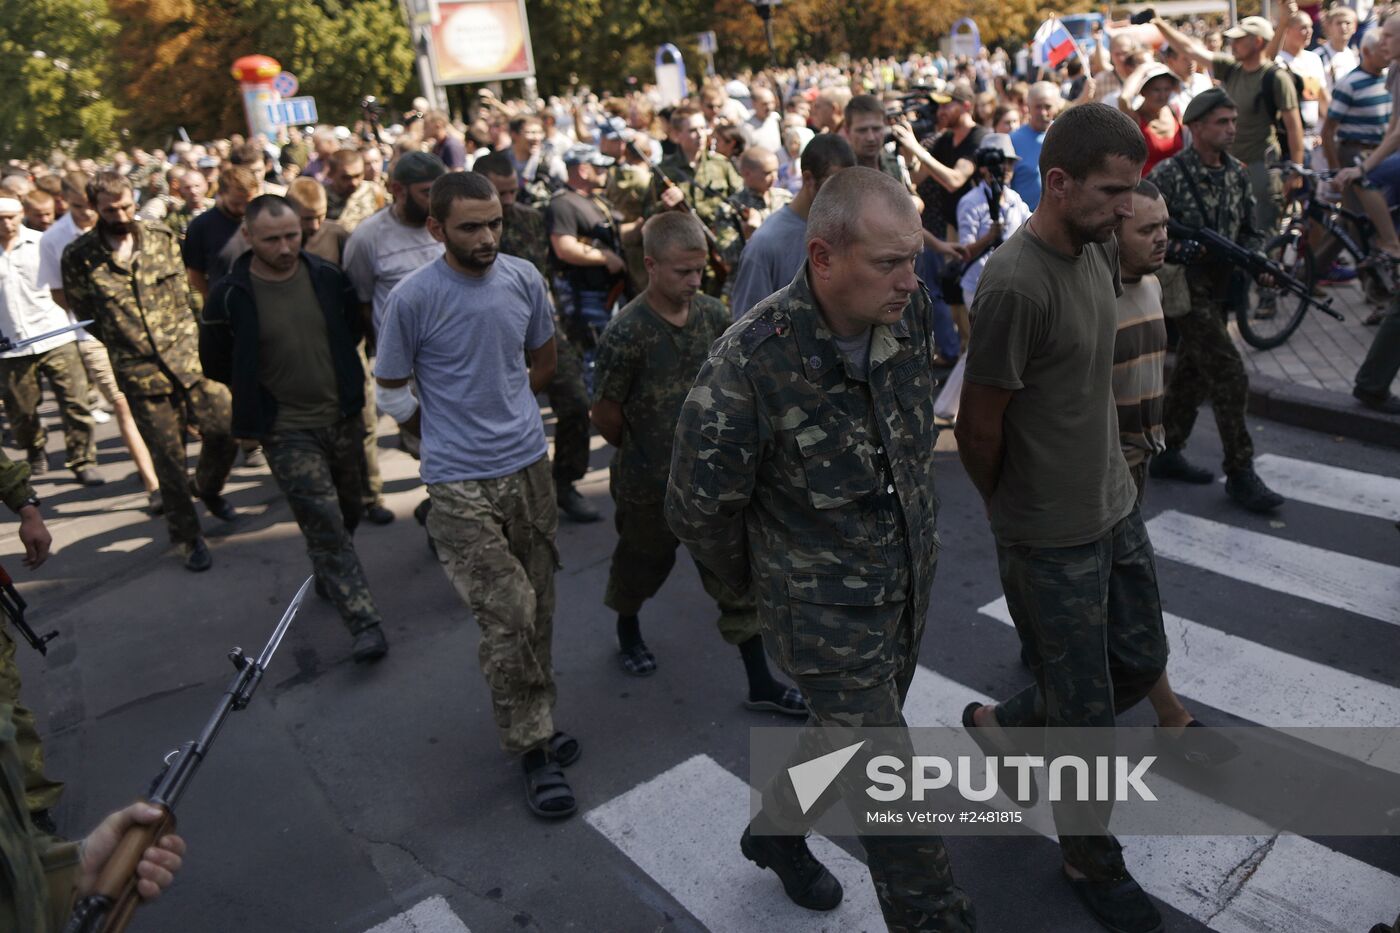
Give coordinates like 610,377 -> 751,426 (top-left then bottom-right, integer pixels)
933,355 -> 966,422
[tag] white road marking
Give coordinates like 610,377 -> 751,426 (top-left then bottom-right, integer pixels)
363,896 -> 472,933
1242,454 -> 1400,521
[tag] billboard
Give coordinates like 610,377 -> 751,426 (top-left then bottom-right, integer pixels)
427,0 -> 536,85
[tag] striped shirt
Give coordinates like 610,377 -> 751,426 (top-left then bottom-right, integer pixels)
1113,276 -> 1167,468
1328,66 -> 1391,145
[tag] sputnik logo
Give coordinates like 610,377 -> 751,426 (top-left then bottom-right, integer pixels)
787,741 -> 865,814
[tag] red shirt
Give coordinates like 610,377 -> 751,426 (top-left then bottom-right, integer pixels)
1137,108 -> 1184,176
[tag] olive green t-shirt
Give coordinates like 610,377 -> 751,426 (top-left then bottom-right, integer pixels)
1213,54 -> 1299,165
593,292 -> 731,504
965,226 -> 1136,549
250,264 -> 341,431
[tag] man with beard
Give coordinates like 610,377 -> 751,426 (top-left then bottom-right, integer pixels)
374,172 -> 579,820
182,165 -> 259,302
61,173 -> 238,572
956,105 -> 1168,933
201,196 -> 389,663
341,152 -> 446,526
324,149 -> 381,234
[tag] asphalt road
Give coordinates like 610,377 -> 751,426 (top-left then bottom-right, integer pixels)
11,403 -> 1400,933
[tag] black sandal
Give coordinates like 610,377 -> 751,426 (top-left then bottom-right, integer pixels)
549,730 -> 581,767
524,759 -> 577,819
618,641 -> 657,677
1155,719 -> 1240,767
962,701 -> 1038,808
744,686 -> 808,717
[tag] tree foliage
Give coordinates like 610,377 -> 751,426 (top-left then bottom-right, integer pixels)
0,0 -> 120,159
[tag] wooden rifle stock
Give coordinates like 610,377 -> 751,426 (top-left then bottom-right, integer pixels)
627,140 -> 732,290
76,807 -> 177,933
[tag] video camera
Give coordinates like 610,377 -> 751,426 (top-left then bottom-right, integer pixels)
975,147 -> 1009,173
885,87 -> 940,144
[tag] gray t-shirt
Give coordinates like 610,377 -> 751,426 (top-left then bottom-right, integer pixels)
342,207 -> 443,335
728,205 -> 809,319
832,328 -> 872,381
965,225 -> 1136,549
374,255 -> 556,483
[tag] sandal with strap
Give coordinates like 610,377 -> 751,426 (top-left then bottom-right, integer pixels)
549,730 -> 581,767
524,758 -> 577,820
618,641 -> 657,677
744,686 -> 808,717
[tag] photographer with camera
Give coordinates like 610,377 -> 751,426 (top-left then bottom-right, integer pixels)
955,134 -> 1032,309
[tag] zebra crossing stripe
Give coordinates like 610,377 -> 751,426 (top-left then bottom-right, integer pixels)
1246,454 -> 1400,522
584,754 -> 885,932
902,666 -> 1400,933
362,896 -> 472,933
977,597 -> 1400,771
1147,511 -> 1400,625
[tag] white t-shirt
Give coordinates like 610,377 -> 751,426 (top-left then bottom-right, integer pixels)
1319,43 -> 1360,93
35,212 -> 97,342
1279,48 -> 1328,129
956,181 -> 1032,305
0,227 -> 78,358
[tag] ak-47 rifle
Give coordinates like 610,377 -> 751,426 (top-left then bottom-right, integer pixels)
0,562 -> 57,654
1166,219 -> 1344,322
628,139 -> 732,291
61,577 -> 313,933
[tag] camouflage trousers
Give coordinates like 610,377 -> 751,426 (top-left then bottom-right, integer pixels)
752,572 -> 977,933
358,343 -> 383,507
264,417 -> 381,636
993,506 -> 1169,880
546,320 -> 594,487
125,378 -> 237,546
605,498 -> 759,645
1163,292 -> 1254,474
0,343 -> 95,471
427,456 -> 560,755
0,624 -> 62,812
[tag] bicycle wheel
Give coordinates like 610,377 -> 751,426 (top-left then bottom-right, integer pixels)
1236,227 -> 1315,350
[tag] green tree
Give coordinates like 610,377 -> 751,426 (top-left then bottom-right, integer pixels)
0,0 -> 119,159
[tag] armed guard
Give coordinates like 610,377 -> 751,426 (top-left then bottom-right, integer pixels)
1148,87 -> 1286,512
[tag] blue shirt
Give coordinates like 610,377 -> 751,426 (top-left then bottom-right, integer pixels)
1009,124 -> 1047,210
728,205 -> 809,319
375,255 -> 555,483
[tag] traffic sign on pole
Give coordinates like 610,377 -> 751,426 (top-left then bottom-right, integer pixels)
264,96 -> 318,127
272,71 -> 299,98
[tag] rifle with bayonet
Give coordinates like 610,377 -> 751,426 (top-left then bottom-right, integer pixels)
0,320 -> 95,356
61,576 -> 313,933
0,561 -> 57,654
1165,219 -> 1343,322
629,139 -> 731,291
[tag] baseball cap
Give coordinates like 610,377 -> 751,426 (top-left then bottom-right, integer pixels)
931,82 -> 976,106
563,145 -> 614,168
1223,16 -> 1274,41
599,117 -> 634,142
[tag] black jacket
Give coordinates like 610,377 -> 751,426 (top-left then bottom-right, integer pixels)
200,251 -> 365,439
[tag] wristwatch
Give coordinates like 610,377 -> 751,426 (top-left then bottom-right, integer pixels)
17,496 -> 40,512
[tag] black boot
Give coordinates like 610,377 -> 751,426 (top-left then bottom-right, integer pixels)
557,484 -> 600,523
1148,448 -> 1214,484
1225,467 -> 1285,513
740,827 -> 843,911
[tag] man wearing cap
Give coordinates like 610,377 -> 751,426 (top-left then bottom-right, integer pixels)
600,119 -> 653,293
1154,15 -> 1305,238
1148,88 -> 1288,512
955,134 -> 1031,308
341,151 -> 447,526
546,145 -> 644,523
0,197 -> 102,486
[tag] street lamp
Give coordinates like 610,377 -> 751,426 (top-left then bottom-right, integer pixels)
748,0 -> 782,67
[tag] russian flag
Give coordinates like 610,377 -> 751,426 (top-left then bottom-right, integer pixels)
1033,18 -> 1079,68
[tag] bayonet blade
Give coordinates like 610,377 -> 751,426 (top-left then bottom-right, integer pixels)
7,321 -> 95,354
255,576 -> 313,670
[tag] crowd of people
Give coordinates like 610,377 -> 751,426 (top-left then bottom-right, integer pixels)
1,2 -> 1399,930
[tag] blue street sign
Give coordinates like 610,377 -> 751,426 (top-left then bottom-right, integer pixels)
265,96 -> 318,127
272,71 -> 299,98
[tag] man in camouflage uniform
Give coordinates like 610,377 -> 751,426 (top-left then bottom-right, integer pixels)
667,169 -> 974,930
644,105 -> 742,295
599,119 -> 653,293
164,169 -> 213,241
60,173 -> 238,572
477,152 -> 594,520
324,149 -> 382,234
591,213 -> 805,715
201,195 -> 389,663
0,450 -> 60,835
718,146 -> 793,269
1148,88 -> 1286,512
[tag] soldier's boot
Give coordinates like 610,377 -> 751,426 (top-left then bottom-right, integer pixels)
1064,865 -> 1164,933
351,625 -> 388,664
363,503 -> 395,525
183,537 -> 213,573
740,827 -> 843,911
1225,467 -> 1285,513
200,493 -> 237,522
1148,448 -> 1214,484
26,449 -> 46,478
73,467 -> 105,487
557,484 -> 600,523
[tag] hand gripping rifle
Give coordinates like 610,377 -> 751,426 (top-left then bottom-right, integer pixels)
629,139 -> 731,290
0,562 -> 57,654
62,576 -> 313,933
1165,219 -> 1344,322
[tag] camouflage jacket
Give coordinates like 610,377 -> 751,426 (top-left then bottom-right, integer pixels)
718,187 -> 794,266
0,704 -> 80,933
499,202 -> 550,278
644,150 -> 743,232
594,293 -> 731,504
60,221 -> 204,395
0,455 -> 34,513
1148,147 -> 1263,252
326,182 -> 383,234
666,266 -> 943,686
